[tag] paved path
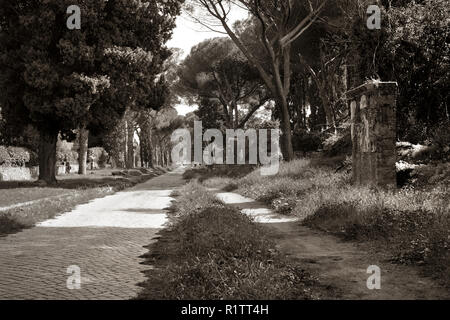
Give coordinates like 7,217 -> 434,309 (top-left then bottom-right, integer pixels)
0,168 -> 185,300
215,191 -> 297,223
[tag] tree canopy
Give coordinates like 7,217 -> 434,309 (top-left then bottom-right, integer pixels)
176,37 -> 269,129
0,0 -> 184,181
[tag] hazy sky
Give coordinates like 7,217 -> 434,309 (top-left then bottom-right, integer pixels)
168,5 -> 248,116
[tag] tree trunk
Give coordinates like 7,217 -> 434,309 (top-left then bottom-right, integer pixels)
148,138 -> 154,168
319,90 -> 336,133
155,145 -> 159,166
38,130 -> 58,183
231,100 -> 239,129
148,129 -> 154,168
272,47 -> 294,162
126,119 -> 134,169
137,131 -> 144,168
164,150 -> 169,167
78,127 -> 89,175
139,124 -> 154,168
111,156 -> 117,169
278,96 -> 294,161
140,143 -> 144,168
160,146 -> 165,167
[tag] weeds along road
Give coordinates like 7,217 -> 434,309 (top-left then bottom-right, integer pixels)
0,168 -> 185,300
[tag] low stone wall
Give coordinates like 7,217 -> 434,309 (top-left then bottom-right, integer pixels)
0,166 -> 39,181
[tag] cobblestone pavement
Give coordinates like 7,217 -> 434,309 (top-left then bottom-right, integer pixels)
0,168 -> 185,300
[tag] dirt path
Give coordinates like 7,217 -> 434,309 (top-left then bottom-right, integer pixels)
215,191 -> 450,300
0,168 -> 185,300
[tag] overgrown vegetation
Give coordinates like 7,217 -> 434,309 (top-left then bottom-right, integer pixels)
198,159 -> 449,287
182,165 -> 255,182
138,182 -> 324,300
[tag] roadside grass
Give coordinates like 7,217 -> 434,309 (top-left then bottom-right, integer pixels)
0,169 -> 162,237
195,159 -> 450,286
182,165 -> 254,182
0,188 -> 70,208
137,182 -> 324,300
167,181 -> 224,218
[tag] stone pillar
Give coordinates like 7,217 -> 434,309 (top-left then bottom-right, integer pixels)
347,81 -> 397,188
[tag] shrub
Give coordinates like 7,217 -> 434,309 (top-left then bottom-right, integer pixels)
0,146 -> 33,167
0,146 -> 10,166
292,131 -> 322,154
56,150 -> 78,163
88,147 -> 106,163
323,127 -> 352,157
98,150 -> 108,168
430,121 -> 450,161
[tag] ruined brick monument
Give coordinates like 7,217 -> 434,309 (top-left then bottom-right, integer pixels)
347,81 -> 398,188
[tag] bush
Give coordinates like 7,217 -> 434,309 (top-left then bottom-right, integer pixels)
0,146 -> 10,166
292,131 -> 322,154
0,146 -> 33,167
323,126 -> 352,157
56,150 -> 78,163
430,121 -> 450,161
98,150 -> 108,168
88,147 -> 106,163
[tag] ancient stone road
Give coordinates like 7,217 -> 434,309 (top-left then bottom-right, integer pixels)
0,168 -> 185,300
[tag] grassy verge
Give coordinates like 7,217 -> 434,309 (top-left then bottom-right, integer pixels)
0,188 -> 71,208
182,165 -> 255,183
137,181 -> 324,300
0,187 -> 114,236
0,170 -> 162,237
194,159 -> 450,287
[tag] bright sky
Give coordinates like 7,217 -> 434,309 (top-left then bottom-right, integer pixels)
168,5 -> 249,116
